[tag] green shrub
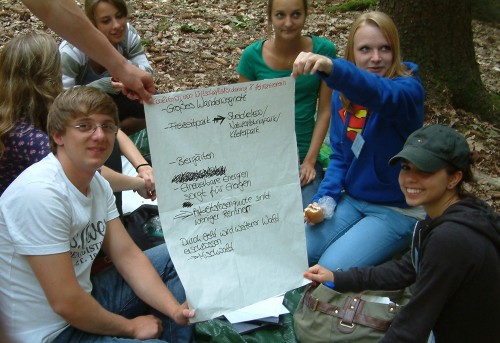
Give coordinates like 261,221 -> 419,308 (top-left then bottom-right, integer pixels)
326,0 -> 377,13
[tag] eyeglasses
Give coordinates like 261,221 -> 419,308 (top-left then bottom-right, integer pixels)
72,123 -> 119,135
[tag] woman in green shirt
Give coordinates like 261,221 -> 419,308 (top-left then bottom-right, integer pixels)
237,0 -> 337,208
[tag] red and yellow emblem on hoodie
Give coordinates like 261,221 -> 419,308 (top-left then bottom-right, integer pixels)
339,104 -> 369,142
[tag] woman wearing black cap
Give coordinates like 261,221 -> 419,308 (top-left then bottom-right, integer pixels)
303,124 -> 500,342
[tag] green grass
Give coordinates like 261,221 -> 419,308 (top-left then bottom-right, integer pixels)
490,92 -> 500,115
326,0 -> 378,13
157,18 -> 172,32
472,0 -> 500,22
140,38 -> 152,46
230,15 -> 257,29
180,23 -> 214,34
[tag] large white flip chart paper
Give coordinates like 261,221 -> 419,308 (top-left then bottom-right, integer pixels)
145,77 -> 308,322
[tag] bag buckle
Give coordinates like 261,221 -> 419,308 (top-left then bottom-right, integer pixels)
312,298 -> 319,311
339,320 -> 355,329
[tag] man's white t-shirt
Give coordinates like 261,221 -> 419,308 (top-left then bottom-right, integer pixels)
0,153 -> 119,342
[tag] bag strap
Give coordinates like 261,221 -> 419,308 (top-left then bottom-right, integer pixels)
336,294 -> 362,333
302,285 -> 393,332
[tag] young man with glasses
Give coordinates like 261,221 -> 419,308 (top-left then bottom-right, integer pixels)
0,86 -> 195,342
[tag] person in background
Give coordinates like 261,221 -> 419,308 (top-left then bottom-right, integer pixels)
0,32 -> 61,195
101,127 -> 156,216
0,86 -> 195,342
295,11 -> 425,271
0,33 -> 153,202
60,0 -> 151,135
59,0 -> 156,214
304,124 -> 500,343
20,0 -> 154,104
237,0 -> 336,208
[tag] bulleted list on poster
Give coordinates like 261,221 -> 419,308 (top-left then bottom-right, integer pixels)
145,77 -> 308,322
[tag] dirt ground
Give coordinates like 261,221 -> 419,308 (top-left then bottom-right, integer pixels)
0,0 -> 498,209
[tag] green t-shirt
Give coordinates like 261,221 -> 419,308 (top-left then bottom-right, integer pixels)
237,35 -> 336,159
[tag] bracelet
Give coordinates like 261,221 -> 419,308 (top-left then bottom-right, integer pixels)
135,163 -> 150,172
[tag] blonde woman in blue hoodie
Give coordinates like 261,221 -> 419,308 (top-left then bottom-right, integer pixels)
294,12 -> 425,271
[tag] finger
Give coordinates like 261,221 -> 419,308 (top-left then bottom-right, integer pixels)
299,172 -> 307,183
306,270 -> 326,283
304,218 -> 315,226
128,82 -> 153,104
138,89 -> 153,104
309,59 -> 322,75
308,264 -> 322,273
149,189 -> 156,200
309,172 -> 316,183
303,271 -> 319,282
292,52 -> 308,76
183,308 -> 196,318
123,87 -> 140,101
291,62 -> 302,78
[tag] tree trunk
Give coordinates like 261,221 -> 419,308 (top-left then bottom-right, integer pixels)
379,0 -> 497,125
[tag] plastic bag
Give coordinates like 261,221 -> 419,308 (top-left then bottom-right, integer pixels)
122,204 -> 164,251
194,285 -> 307,343
129,128 -> 150,156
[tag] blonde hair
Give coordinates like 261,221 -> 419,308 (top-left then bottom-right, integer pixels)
47,86 -> 119,153
0,33 -> 62,157
341,11 -> 411,112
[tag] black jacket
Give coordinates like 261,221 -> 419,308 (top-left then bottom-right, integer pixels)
334,196 -> 500,343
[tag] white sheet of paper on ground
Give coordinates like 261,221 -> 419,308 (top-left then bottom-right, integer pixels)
360,295 -> 392,304
224,295 -> 289,324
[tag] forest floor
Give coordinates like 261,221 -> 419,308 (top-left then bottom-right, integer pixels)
0,0 -> 498,209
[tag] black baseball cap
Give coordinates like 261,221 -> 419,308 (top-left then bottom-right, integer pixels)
389,125 -> 470,172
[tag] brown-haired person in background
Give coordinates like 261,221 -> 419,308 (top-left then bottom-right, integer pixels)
59,0 -> 156,214
60,0 -> 151,135
237,0 -> 337,209
0,33 -> 62,195
20,0 -> 155,104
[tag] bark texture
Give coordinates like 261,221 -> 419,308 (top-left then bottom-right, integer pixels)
379,0 -> 497,124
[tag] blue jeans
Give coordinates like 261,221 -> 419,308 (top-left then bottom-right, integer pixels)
53,244 -> 193,343
300,161 -> 324,209
306,194 -> 416,271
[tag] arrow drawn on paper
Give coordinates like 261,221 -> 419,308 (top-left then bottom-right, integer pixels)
213,115 -> 225,124
174,210 -> 194,220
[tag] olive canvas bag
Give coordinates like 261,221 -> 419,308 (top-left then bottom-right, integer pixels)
293,283 -> 405,343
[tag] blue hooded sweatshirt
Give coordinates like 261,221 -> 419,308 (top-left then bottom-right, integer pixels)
313,59 -> 425,207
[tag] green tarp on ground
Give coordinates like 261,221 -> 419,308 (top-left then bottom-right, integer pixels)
194,286 -> 306,343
